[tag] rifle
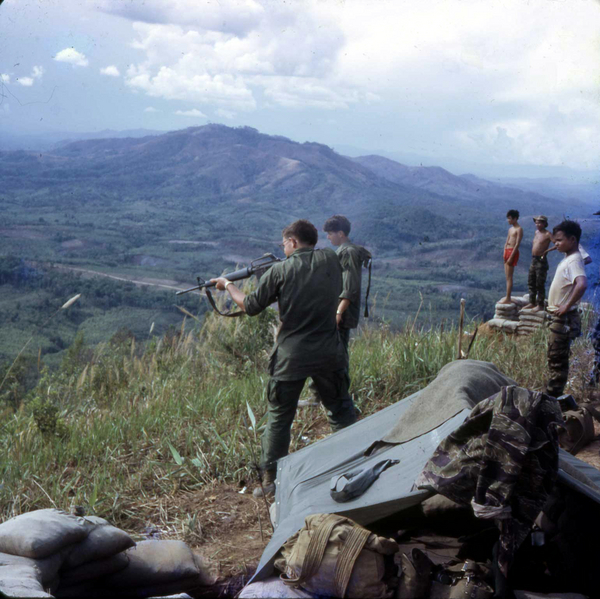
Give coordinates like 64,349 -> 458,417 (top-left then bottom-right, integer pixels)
176,253 -> 284,317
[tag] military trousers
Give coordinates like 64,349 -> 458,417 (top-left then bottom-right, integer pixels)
589,316 -> 600,382
308,328 -> 351,399
261,368 -> 357,474
546,310 -> 581,397
527,256 -> 549,308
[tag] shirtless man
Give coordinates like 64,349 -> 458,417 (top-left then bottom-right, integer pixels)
524,215 -> 552,312
500,209 -> 524,305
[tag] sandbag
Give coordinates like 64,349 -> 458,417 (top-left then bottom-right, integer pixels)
104,540 -> 215,589
0,509 -> 94,559
58,552 -> 130,585
62,518 -> 134,569
420,494 -> 470,519
0,552 -> 60,598
274,513 -> 398,599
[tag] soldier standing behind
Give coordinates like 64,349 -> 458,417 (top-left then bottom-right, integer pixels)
546,220 -> 588,398
322,214 -> 372,362
211,219 -> 357,497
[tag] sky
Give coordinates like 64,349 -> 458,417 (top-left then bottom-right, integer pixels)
1,0 -> 600,173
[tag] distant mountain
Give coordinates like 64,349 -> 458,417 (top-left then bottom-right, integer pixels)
0,129 -> 165,152
351,155 -> 580,215
0,124 -> 579,254
483,176 -> 599,209
1,125 -> 475,250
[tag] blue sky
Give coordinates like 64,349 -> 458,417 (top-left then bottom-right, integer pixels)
2,0 -> 600,172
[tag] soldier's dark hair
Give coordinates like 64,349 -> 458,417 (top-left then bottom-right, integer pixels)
282,219 -> 318,246
323,215 -> 351,236
553,219 -> 582,242
506,209 -> 520,219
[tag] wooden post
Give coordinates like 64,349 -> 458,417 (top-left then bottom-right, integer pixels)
457,298 -> 466,359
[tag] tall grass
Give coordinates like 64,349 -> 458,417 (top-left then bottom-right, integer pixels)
0,305 -> 595,538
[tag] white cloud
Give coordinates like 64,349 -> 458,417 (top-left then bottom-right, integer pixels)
54,48 -> 89,67
0,74 -> 10,83
98,0 -> 265,36
17,77 -> 34,87
174,108 -> 207,118
100,65 -> 120,77
101,0 -> 600,168
31,66 -> 44,79
144,106 -> 159,112
120,2 -> 352,111
215,108 -> 236,120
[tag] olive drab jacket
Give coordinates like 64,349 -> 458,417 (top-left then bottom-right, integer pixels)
243,247 -> 346,381
337,241 -> 372,330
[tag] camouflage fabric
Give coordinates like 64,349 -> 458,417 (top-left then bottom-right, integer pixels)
547,310 -> 582,397
590,315 -> 600,378
527,255 -> 549,307
416,386 -> 563,579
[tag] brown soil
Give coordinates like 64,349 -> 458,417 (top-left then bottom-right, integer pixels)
171,483 -> 272,596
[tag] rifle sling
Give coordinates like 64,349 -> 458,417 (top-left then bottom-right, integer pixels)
364,258 -> 372,318
205,288 -> 245,318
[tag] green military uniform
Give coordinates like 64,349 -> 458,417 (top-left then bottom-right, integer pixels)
244,247 -> 357,474
337,241 -> 371,355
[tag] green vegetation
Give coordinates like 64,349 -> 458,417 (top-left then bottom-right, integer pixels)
0,307 -> 594,538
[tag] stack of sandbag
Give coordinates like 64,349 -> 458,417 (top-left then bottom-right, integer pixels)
493,301 -> 520,321
510,293 -> 530,309
517,307 -> 547,336
486,300 -> 522,333
0,509 -> 215,599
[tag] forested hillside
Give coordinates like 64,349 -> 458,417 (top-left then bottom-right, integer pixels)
0,124 -> 594,374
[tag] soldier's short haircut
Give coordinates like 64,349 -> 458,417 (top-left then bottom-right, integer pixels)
323,215 -> 351,235
553,219 -> 582,242
282,219 -> 319,246
506,209 -> 520,219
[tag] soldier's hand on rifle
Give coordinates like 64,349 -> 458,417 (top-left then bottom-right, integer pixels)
211,277 -> 232,291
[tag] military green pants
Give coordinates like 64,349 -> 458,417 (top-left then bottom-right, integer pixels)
308,328 -> 351,400
261,368 -> 357,474
527,256 -> 549,307
546,310 -> 581,397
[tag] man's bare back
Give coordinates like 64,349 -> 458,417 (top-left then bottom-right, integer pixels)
532,229 -> 552,256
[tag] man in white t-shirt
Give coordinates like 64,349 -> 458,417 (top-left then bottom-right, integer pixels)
546,220 -> 588,397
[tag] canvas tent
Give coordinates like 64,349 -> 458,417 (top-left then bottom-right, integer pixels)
251,359 -> 600,584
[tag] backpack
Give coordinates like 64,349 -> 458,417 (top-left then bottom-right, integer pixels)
273,513 -> 398,598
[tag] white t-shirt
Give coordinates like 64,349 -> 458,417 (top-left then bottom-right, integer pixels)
547,251 -> 587,313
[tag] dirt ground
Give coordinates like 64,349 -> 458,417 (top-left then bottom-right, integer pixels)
177,483 -> 273,597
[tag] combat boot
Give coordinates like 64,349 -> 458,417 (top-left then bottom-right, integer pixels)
253,470 -> 276,498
